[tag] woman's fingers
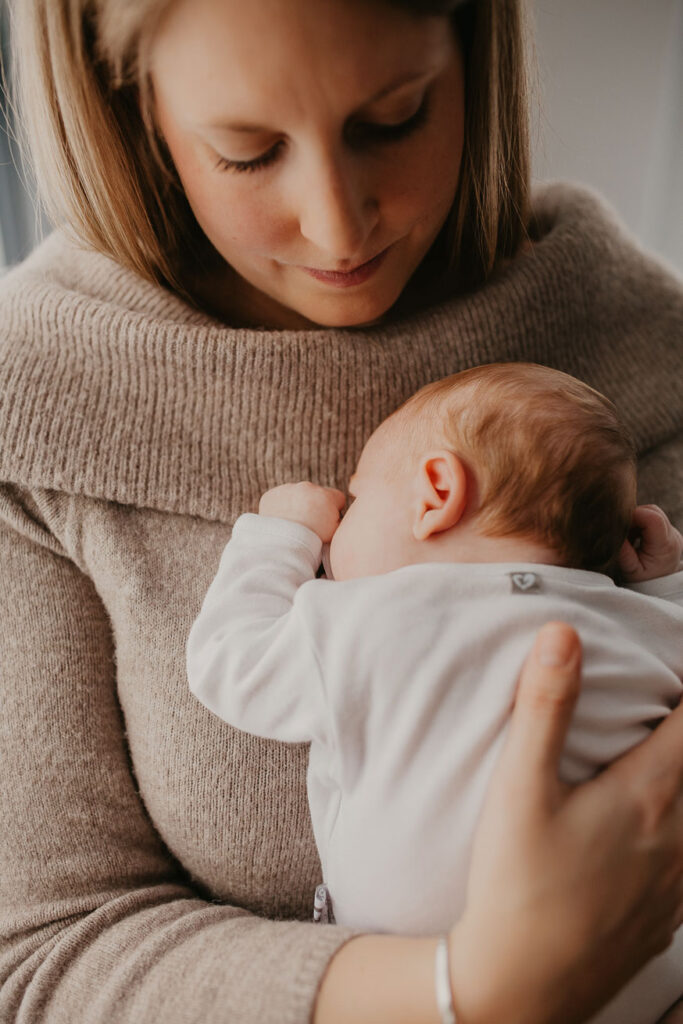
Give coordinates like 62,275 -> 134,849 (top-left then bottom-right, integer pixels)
457,621 -> 683,1024
501,622 -> 582,796
611,694 -> 683,816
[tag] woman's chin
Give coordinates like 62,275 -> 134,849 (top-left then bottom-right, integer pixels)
201,259 -> 407,329
286,285 -> 404,330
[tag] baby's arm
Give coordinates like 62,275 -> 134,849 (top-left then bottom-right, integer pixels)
187,484 -> 344,742
619,505 -> 683,602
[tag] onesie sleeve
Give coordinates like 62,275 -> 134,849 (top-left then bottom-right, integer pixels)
0,490 -> 352,1023
627,569 -> 683,609
187,513 -> 328,743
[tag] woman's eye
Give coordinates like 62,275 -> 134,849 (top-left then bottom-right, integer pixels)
214,94 -> 431,175
214,140 -> 285,175
351,94 -> 431,146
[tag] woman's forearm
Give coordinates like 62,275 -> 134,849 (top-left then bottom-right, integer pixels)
314,934 -> 441,1024
314,926 -> 562,1024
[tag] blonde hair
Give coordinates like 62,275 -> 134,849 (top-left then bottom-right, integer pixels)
398,363 -> 637,574
8,0 -> 531,307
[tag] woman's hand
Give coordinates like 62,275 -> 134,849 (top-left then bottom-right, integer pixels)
315,622 -> 683,1024
449,622 -> 683,1024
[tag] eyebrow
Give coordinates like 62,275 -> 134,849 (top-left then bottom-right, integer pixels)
202,68 -> 437,133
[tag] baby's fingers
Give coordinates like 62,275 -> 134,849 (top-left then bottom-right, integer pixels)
631,505 -> 681,554
618,538 -> 643,579
632,504 -> 670,539
327,488 -> 347,511
623,505 -> 682,579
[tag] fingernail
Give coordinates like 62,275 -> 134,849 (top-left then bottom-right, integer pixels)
538,625 -> 575,667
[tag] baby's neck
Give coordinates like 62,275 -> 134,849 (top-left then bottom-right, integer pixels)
415,525 -> 563,568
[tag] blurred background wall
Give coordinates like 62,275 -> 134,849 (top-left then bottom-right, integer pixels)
0,0 -> 47,268
1,0 -> 682,273
531,0 -> 683,275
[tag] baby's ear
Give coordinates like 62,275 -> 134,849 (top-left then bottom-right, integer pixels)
412,451 -> 467,541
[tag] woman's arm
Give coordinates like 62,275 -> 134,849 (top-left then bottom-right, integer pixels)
4,484 -> 681,1024
0,490 -> 352,1023
314,623 -> 683,1024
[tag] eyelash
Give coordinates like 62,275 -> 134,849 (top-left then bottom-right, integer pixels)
214,94 -> 431,175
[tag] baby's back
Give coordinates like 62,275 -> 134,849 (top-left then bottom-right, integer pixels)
301,562 -> 683,1024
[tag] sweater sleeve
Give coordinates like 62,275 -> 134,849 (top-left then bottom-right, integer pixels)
0,491 -> 353,1024
187,514 -> 328,744
637,431 -> 683,533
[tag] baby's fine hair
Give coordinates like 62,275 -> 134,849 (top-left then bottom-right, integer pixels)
398,362 -> 637,574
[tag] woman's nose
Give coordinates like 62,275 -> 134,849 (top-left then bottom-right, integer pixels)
295,150 -> 380,264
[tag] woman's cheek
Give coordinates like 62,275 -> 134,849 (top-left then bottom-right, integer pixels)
197,183 -> 288,256
170,145 -> 287,257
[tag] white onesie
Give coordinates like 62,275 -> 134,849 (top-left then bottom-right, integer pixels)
187,513 -> 683,1024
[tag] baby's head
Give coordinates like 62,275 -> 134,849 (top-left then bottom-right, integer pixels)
329,363 -> 637,581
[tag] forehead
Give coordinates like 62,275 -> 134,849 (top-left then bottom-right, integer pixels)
354,414 -> 404,473
150,0 -> 453,130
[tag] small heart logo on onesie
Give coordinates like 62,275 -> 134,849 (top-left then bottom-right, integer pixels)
510,572 -> 540,593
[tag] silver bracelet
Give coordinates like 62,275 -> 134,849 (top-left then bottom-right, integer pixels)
435,936 -> 457,1024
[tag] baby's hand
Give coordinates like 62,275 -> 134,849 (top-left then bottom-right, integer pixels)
618,504 -> 683,583
259,482 -> 346,542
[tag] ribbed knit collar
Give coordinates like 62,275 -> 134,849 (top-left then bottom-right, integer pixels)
1,182 -> 681,521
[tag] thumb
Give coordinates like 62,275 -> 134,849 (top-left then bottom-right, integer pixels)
618,538 -> 642,579
327,488 -> 348,510
501,622 -> 582,794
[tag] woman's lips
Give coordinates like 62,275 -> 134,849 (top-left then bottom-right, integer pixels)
301,246 -> 390,287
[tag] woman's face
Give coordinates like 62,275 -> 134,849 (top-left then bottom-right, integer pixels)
150,0 -> 465,328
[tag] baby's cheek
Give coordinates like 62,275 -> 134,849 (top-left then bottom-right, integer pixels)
328,523 -> 345,580
329,517 -> 357,581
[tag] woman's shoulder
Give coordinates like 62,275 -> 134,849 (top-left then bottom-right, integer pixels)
408,181 -> 682,457
0,231 -> 232,520
527,180 -> 683,297
528,180 -> 624,235
0,229 -> 213,327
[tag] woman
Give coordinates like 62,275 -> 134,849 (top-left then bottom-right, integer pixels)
1,0 -> 682,1021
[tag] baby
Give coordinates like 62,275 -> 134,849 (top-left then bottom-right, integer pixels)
187,363 -> 683,1024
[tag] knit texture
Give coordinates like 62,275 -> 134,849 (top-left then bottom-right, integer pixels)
1,184 -> 682,520
0,182 -> 681,1023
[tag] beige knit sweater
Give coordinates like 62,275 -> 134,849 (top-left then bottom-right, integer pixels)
0,183 -> 681,1024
